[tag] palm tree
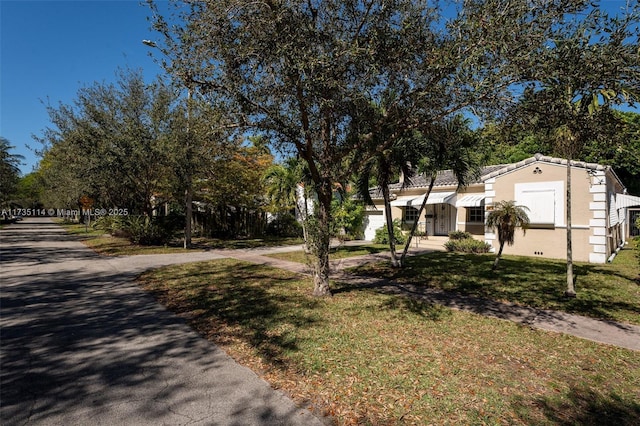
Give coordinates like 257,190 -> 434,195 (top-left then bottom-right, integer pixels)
399,116 -> 481,265
353,94 -> 421,267
356,141 -> 416,267
262,157 -> 313,243
486,200 -> 530,270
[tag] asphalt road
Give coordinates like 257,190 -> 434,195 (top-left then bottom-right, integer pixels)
0,217 -> 324,426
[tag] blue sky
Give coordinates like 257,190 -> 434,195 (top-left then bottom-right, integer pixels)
1,1 -> 637,176
1,0 -> 164,175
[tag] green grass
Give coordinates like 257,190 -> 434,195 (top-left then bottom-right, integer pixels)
349,240 -> 640,325
266,243 -> 388,264
191,236 -> 304,250
138,259 -> 640,425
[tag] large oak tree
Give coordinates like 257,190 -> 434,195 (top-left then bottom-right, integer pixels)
147,0 -> 597,295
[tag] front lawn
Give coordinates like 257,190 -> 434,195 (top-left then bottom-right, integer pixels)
138,259 -> 640,425
350,240 -> 640,325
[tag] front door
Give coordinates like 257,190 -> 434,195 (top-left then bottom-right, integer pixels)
434,204 -> 455,236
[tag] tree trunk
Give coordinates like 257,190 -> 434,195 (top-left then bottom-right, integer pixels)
564,160 -> 576,297
492,242 -> 505,270
382,185 -> 399,267
312,184 -> 332,297
184,183 -> 193,249
400,172 -> 436,266
183,87 -> 193,249
302,192 -> 311,253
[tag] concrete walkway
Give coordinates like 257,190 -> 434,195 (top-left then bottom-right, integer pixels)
0,218 -> 324,426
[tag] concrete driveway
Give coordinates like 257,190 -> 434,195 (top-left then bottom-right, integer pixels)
0,218 -> 323,425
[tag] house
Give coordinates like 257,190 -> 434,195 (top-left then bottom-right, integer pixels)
363,153 -> 637,263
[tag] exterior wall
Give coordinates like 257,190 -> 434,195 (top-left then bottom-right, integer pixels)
487,162 -> 599,263
362,186 -> 487,240
455,187 -> 485,236
604,171 -> 626,256
459,223 -> 485,235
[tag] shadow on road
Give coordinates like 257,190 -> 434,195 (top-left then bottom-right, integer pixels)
1,218 -> 322,425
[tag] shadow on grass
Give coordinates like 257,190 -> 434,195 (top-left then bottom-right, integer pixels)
142,261 -> 320,368
329,244 -> 387,255
514,384 -> 640,426
191,237 -> 304,250
349,251 -> 640,324
378,296 -> 451,321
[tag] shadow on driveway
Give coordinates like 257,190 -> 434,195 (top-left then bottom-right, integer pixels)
0,218 -> 322,425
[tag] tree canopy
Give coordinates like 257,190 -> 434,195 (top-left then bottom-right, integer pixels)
146,0 -> 596,295
0,137 -> 24,206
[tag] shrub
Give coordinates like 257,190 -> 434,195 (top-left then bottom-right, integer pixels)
448,230 -> 473,240
445,238 -> 491,253
373,219 -> 406,245
93,215 -> 127,236
331,196 -> 365,240
123,215 -> 180,246
266,213 -> 303,237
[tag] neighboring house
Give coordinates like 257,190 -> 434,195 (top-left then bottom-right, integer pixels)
363,153 -> 637,263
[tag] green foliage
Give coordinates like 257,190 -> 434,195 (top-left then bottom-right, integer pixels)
486,201 -> 530,247
147,0 -> 586,293
373,219 -> 406,245
448,231 -> 473,241
92,215 -> 128,236
35,69 -> 178,215
444,238 -> 491,254
266,213 -> 303,238
0,137 -> 24,205
123,215 -> 181,246
331,195 -> 365,240
445,230 -> 490,253
93,213 -> 183,246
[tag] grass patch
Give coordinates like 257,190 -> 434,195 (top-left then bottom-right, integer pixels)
191,236 -> 304,250
266,243 -> 388,264
59,221 -> 303,255
138,259 -> 640,425
350,241 -> 640,325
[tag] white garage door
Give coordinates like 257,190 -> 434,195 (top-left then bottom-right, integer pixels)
364,211 -> 386,241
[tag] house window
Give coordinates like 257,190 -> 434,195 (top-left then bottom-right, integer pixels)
404,207 -> 419,223
515,181 -> 564,227
467,206 -> 484,223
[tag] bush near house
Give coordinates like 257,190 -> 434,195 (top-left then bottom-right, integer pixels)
373,219 -> 406,245
448,230 -> 474,240
445,231 -> 491,253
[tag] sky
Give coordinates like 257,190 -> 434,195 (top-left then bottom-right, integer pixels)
1,0 -> 165,175
1,1 -> 637,176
